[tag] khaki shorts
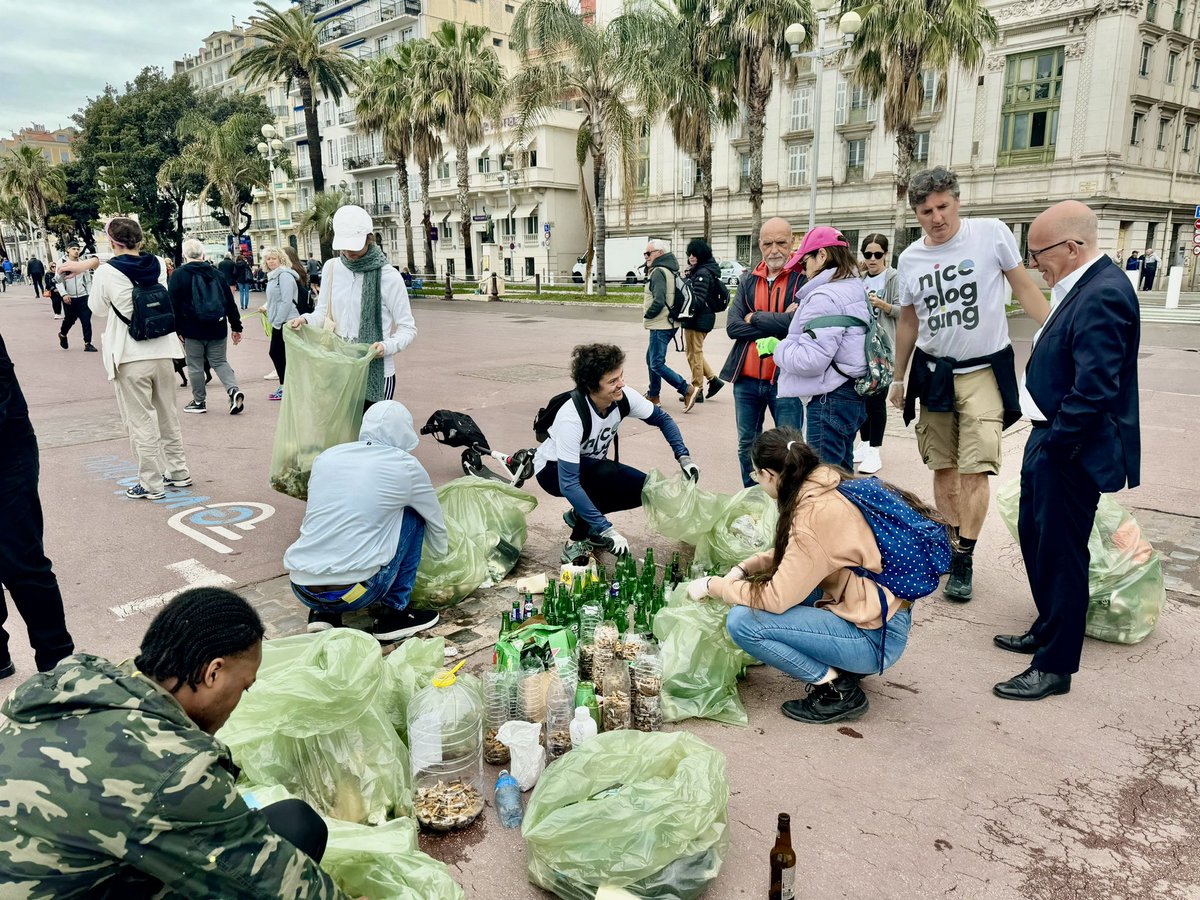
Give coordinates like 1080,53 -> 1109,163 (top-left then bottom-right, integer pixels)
915,367 -> 1004,475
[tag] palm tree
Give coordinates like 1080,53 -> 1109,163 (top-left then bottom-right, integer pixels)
230,2 -> 355,226
0,145 -> 67,262
411,108 -> 444,276
846,0 -> 998,255
722,0 -> 807,261
415,22 -> 507,279
0,195 -> 27,263
511,0 -> 671,296
159,113 -> 271,241
666,0 -> 738,241
296,189 -> 350,255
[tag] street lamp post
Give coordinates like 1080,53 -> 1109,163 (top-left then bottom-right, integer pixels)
786,2 -> 863,230
497,159 -> 516,279
257,124 -> 285,251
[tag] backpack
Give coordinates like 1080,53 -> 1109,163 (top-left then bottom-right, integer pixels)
111,263 -> 175,341
295,278 -> 315,315
191,273 -> 229,322
803,307 -> 895,397
533,389 -> 631,462
710,278 -> 731,313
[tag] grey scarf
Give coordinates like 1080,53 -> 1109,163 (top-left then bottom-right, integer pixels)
342,243 -> 388,401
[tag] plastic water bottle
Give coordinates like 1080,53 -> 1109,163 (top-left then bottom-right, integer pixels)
494,769 -> 523,828
569,705 -> 598,747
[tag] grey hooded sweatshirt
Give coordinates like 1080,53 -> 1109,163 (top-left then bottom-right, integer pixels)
284,401 -> 449,586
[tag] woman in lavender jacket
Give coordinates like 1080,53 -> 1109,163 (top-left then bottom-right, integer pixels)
768,226 -> 869,470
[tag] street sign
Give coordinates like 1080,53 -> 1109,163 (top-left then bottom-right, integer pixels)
430,227 -> 438,242
472,214 -> 488,222
510,242 -> 516,251
1194,205 -> 1200,219
543,223 -> 551,234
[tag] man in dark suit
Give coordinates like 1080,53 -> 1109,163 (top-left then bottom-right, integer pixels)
993,200 -> 1141,701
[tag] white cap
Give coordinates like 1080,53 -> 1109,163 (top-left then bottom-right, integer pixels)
331,205 -> 374,251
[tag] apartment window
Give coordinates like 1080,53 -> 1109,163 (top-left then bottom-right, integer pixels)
915,130 -> 931,162
503,257 -> 512,276
1131,112 -> 1146,145
1175,0 -> 1185,30
1193,57 -> 1200,89
681,156 -> 696,196
736,234 -> 752,264
525,214 -> 539,235
1168,51 -> 1180,83
786,144 -> 808,187
523,148 -> 538,167
493,38 -> 503,47
999,47 -> 1064,166
477,153 -> 491,174
401,27 -> 415,42
634,122 -> 650,196
1185,122 -> 1195,152
1147,0 -> 1158,22
505,3 -> 515,10
846,138 -> 866,181
1139,43 -> 1153,77
499,215 -> 515,237
738,153 -> 751,192
436,160 -> 451,180
790,87 -> 812,132
920,69 -> 937,112
1158,117 -> 1172,150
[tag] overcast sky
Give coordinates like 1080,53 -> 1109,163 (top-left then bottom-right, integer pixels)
0,0 -> 269,137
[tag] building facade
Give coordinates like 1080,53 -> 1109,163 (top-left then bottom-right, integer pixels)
0,125 -> 79,265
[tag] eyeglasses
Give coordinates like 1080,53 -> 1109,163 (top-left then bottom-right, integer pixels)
862,251 -> 886,260
750,467 -> 770,484
1026,239 -> 1082,264
643,251 -> 653,257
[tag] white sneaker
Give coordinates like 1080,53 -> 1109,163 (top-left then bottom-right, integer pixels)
852,443 -> 866,465
858,446 -> 882,474
264,371 -> 278,380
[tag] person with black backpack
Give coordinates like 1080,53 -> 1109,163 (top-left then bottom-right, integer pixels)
533,343 -> 699,564
677,238 -> 729,406
688,428 -> 950,724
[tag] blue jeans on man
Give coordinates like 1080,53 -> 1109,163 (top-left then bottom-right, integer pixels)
733,376 -> 805,487
291,509 -> 426,613
646,329 -> 688,399
805,380 -> 867,471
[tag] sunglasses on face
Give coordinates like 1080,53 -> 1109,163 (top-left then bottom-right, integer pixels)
862,251 -> 886,260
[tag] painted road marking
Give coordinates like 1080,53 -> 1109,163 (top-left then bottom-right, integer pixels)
110,559 -> 236,619
167,502 -> 276,554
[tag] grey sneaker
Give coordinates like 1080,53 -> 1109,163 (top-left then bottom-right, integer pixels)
561,539 -> 599,565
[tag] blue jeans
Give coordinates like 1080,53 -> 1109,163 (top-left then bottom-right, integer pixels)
238,283 -> 250,309
726,603 -> 911,683
291,509 -> 426,613
733,377 -> 805,487
806,380 -> 867,471
646,329 -> 688,398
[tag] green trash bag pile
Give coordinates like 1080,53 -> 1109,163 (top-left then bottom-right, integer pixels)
413,476 -> 538,610
996,480 -> 1166,644
653,583 -> 757,725
270,325 -> 375,500
523,731 -> 730,900
219,629 -> 410,824
643,470 -> 778,570
243,785 -> 464,900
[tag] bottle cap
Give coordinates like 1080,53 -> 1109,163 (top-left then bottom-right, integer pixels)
575,706 -> 591,719
431,660 -> 466,688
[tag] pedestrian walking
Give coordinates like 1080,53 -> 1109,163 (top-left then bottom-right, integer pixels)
1138,248 -> 1159,291
234,254 -> 252,310
26,256 -> 45,296
45,262 -> 64,318
262,247 -> 300,400
57,243 -> 97,352
642,239 -> 698,411
678,238 -> 728,405
1,256 -> 13,290
0,332 -> 76,681
852,233 -> 900,474
168,239 -> 245,416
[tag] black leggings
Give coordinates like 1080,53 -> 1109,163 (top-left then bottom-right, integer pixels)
269,327 -> 287,384
261,798 -> 328,862
859,391 -> 887,447
537,458 -> 646,540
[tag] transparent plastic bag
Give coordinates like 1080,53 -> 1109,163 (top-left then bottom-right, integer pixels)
523,730 -> 729,900
641,469 -> 725,545
382,637 -> 446,745
996,480 -> 1166,644
218,630 -> 410,823
412,476 -> 538,609
269,325 -> 374,499
652,584 -> 756,726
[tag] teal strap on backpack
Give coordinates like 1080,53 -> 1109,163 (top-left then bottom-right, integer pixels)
801,314 -> 869,336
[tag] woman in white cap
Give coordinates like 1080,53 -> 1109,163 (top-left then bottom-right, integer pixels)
290,205 -> 415,406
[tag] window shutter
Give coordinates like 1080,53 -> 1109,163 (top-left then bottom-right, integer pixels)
835,79 -> 848,125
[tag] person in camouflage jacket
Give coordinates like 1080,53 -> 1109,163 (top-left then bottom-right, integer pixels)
0,587 -> 348,898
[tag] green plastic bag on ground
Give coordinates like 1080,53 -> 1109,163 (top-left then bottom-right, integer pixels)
653,583 -> 756,725
494,623 -> 578,672
270,324 -> 374,499
523,731 -> 730,900
413,476 -> 538,609
642,471 -> 777,571
219,630 -> 410,823
996,480 -> 1166,644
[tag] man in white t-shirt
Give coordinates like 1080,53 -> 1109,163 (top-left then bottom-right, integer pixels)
889,166 -> 1049,603
534,343 -> 700,563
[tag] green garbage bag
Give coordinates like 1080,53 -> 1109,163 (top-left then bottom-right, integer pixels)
219,630 -> 410,824
642,469 -> 726,545
270,324 -> 374,499
653,584 -> 756,726
413,476 -> 538,609
996,480 -> 1166,644
523,730 -> 730,900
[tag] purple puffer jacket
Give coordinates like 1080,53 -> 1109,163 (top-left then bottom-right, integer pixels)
774,268 -> 870,399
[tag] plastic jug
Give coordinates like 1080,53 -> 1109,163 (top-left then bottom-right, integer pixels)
407,661 -> 484,831
569,706 -> 598,747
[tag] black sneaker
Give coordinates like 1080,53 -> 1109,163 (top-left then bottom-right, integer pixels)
781,675 -> 869,724
183,400 -> 206,414
706,377 -> 725,399
228,388 -> 245,415
944,550 -> 973,602
0,657 -> 14,680
84,343 -> 98,352
372,607 -> 439,643
306,608 -> 344,633
58,333 -> 68,350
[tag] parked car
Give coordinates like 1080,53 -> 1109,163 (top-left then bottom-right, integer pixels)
719,260 -> 747,286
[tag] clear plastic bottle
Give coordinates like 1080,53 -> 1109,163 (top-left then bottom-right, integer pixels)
601,660 -> 631,732
569,706 -> 598,747
592,621 -> 619,690
494,769 -> 523,828
408,661 -> 485,831
483,671 -> 516,765
577,604 -> 603,681
519,660 -> 548,725
545,680 -> 574,760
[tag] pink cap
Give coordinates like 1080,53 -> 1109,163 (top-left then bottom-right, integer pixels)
785,226 -> 849,269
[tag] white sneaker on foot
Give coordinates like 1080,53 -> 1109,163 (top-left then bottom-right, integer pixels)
858,446 -> 882,474
852,442 -> 866,465
264,371 -> 279,380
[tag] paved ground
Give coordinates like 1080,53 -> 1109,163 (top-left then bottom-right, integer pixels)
3,285 -> 1200,899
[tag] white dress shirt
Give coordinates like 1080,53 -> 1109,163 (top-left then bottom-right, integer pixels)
1019,254 -> 1105,422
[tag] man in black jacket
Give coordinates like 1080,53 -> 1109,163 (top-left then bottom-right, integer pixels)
168,240 -> 244,415
26,256 -> 45,296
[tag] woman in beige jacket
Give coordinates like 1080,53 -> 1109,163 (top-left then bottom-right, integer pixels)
691,428 -> 944,724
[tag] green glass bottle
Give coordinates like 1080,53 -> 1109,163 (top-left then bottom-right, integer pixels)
668,551 -> 682,587
643,547 -> 655,580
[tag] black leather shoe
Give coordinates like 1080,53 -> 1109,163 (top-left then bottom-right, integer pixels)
993,632 -> 1040,654
782,675 -> 869,723
0,657 -> 15,680
992,667 -> 1071,701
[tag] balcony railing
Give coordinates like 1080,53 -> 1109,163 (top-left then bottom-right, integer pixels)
319,1 -> 419,44
338,109 -> 357,125
365,201 -> 397,216
269,105 -> 290,118
285,123 -> 306,138
251,218 -> 277,231
345,152 -> 388,170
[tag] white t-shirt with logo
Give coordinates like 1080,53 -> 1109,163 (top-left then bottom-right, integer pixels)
896,218 -> 1022,371
533,389 -> 657,473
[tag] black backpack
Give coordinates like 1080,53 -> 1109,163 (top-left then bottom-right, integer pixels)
533,389 -> 631,461
295,279 -> 316,315
191,273 -> 229,322
111,264 -> 175,341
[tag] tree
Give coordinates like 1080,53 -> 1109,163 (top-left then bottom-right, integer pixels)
666,0 -> 738,241
511,0 -> 671,295
0,195 -> 29,263
406,64 -> 445,276
414,22 -> 506,279
297,189 -> 350,254
0,145 -> 67,262
846,0 -> 998,255
45,159 -> 102,254
231,0 -> 356,257
722,0 -> 807,262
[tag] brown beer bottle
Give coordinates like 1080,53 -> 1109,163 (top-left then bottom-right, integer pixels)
768,813 -> 797,900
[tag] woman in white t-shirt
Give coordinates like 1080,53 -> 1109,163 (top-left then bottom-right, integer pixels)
854,233 -> 901,475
